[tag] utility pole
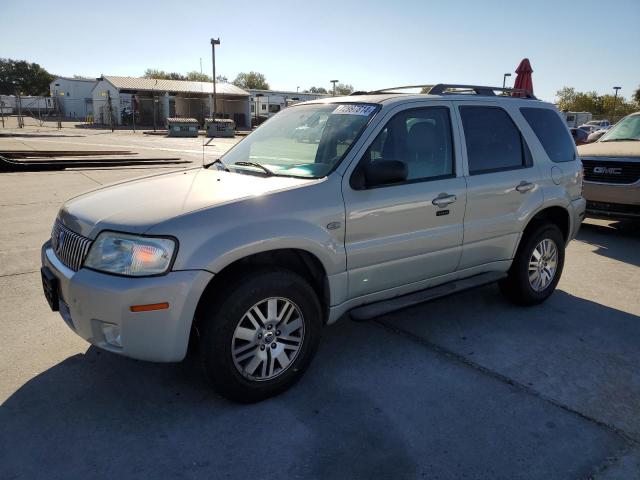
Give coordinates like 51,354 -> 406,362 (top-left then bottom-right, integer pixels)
132,94 -> 136,133
0,97 -> 5,128
254,93 -> 263,126
56,93 -> 62,130
330,80 -> 339,97
16,92 -> 23,128
153,97 -> 157,132
107,90 -> 114,132
211,38 -> 220,119
612,86 -> 621,121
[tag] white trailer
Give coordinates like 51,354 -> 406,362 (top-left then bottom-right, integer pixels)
561,111 -> 592,128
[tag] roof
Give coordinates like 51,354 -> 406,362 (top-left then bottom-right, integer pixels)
247,88 -> 331,98
101,76 -> 249,96
51,76 -> 98,83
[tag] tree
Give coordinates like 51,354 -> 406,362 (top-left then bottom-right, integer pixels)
555,86 -> 636,119
308,86 -> 328,94
0,58 -> 53,95
334,83 -> 354,95
555,87 -> 578,111
143,69 -> 186,80
186,71 -> 212,82
633,85 -> 640,105
216,75 -> 228,83
232,71 -> 269,90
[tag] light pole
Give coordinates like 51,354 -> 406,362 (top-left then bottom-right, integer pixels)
211,38 -> 220,119
612,86 -> 621,121
502,73 -> 511,90
330,80 -> 339,96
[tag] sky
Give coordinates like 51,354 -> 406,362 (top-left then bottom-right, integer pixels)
2,0 -> 639,102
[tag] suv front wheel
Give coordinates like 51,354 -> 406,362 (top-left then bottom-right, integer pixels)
198,268 -> 322,403
500,223 -> 565,305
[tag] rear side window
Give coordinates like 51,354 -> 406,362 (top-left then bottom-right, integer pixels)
459,106 -> 530,175
520,107 -> 576,163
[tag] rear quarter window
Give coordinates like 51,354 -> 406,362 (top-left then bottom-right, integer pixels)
520,108 -> 576,163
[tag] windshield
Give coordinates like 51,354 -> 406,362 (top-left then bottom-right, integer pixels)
218,103 -> 379,178
600,114 -> 640,142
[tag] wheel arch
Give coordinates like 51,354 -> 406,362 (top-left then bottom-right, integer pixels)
191,248 -> 330,347
520,205 -> 571,249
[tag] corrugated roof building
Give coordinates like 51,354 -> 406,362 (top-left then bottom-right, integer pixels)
92,76 -> 251,128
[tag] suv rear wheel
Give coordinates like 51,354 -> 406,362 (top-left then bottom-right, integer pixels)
500,223 -> 565,305
199,268 -> 322,403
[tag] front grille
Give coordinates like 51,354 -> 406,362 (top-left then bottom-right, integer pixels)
51,220 -> 92,271
582,159 -> 640,184
587,201 -> 640,217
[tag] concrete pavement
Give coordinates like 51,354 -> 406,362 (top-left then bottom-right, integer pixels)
0,127 -> 638,479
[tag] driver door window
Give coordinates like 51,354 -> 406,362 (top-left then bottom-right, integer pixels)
362,107 -> 454,183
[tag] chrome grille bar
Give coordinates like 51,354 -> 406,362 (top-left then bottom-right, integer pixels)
50,220 -> 93,271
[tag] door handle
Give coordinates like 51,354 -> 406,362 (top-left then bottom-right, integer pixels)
516,181 -> 535,193
432,193 -> 457,207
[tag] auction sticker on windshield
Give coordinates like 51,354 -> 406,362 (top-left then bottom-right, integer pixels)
332,104 -> 377,116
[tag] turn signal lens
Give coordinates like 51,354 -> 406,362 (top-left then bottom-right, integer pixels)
130,302 -> 170,312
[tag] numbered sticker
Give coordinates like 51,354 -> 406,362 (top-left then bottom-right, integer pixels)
332,104 -> 376,116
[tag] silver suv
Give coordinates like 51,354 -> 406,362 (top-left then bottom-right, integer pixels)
41,84 -> 586,402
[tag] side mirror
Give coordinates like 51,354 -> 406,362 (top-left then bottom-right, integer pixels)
363,160 -> 407,187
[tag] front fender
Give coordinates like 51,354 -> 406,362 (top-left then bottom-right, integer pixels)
187,219 -> 345,275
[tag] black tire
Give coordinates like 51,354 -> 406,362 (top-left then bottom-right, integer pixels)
500,223 -> 565,306
198,268 -> 322,403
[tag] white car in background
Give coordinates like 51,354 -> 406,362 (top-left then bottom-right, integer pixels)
578,124 -> 599,134
584,120 -> 611,131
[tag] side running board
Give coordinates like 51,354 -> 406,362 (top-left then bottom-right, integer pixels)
349,271 -> 507,322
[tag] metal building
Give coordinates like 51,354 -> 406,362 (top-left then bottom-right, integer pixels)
49,77 -> 98,119
91,76 -> 251,128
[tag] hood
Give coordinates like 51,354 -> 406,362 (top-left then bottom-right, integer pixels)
578,141 -> 640,158
59,168 -> 317,238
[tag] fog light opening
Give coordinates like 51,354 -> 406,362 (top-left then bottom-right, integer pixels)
102,324 -> 122,348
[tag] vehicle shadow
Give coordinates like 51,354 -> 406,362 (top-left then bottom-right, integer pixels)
576,219 -> 640,267
380,284 -> 640,441
0,288 -> 632,479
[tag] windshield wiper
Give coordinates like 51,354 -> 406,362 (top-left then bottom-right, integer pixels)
204,158 -> 229,170
232,161 -> 274,176
601,138 -> 640,142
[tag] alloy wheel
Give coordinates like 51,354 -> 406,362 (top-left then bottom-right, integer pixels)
231,297 -> 305,381
528,238 -> 558,292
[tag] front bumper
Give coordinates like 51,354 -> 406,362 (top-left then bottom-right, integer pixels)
583,180 -> 640,219
41,241 -> 213,362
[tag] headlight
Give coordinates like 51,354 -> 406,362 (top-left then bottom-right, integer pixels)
84,232 -> 176,276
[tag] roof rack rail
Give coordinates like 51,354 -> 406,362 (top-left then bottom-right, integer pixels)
367,84 -> 435,94
365,84 -> 537,99
429,84 -> 536,99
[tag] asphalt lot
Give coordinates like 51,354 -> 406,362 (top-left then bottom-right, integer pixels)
1,126 -> 639,479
